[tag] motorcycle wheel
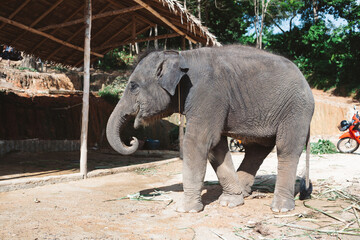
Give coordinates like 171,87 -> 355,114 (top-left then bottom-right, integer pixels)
337,137 -> 359,153
229,139 -> 238,152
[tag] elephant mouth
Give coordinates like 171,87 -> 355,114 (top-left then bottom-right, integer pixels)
134,106 -> 173,129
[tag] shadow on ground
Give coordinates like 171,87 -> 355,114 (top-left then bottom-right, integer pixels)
0,150 -> 179,181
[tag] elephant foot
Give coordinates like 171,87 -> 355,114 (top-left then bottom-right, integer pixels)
237,171 -> 255,198
219,193 -> 244,208
176,198 -> 204,213
270,195 -> 295,213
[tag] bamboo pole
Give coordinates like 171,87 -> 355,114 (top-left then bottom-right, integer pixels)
80,0 -> 92,179
0,15 -> 103,58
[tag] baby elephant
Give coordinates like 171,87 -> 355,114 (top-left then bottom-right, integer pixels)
106,45 -> 314,213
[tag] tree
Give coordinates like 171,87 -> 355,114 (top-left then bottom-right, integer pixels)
253,0 -> 272,48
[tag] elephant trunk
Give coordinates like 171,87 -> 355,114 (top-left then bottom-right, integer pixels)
106,104 -> 139,155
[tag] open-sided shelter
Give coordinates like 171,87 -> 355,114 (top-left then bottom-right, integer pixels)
0,0 -> 219,178
0,0 -> 219,67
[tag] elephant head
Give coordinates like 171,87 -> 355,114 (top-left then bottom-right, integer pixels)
106,50 -> 189,155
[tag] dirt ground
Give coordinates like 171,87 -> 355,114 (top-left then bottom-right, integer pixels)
1,150 -> 359,240
0,150 -> 179,181
1,67 -> 360,239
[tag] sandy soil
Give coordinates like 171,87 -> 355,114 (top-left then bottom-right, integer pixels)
1,151 -> 359,240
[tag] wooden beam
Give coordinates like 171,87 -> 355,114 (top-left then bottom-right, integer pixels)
91,15 -> 120,41
11,0 -> 64,45
38,5 -> 143,31
33,0 -> 65,27
94,21 -> 133,50
30,5 -> 84,54
130,32 -> 180,45
0,0 -> 31,30
60,4 -> 114,65
134,13 -> 155,27
47,25 -> 85,60
95,25 -> 167,51
47,3 -> 111,60
132,0 -> 197,44
0,16 -> 103,58
80,0 -> 92,179
132,15 -> 136,44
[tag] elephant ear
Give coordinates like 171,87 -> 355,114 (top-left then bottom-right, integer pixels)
157,51 -> 189,96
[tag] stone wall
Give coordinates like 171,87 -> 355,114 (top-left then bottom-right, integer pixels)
0,139 -> 80,157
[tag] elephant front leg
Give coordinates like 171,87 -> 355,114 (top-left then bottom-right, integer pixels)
177,132 -> 208,213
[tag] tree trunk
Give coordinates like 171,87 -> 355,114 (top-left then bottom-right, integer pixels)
147,27 -> 152,50
154,24 -> 158,50
312,0 -> 318,23
254,0 -> 259,48
197,0 -> 201,21
255,0 -> 271,49
135,42 -> 139,54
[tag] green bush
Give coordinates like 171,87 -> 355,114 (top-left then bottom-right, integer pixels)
310,139 -> 337,154
98,76 -> 128,103
96,49 -> 134,71
16,67 -> 38,72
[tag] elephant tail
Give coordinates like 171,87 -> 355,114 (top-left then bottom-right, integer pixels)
305,128 -> 310,189
299,128 -> 312,200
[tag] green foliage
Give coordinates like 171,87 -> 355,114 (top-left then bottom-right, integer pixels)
51,65 -> 68,73
93,0 -> 359,100
98,76 -> 128,103
16,67 -> 38,72
259,0 -> 360,98
310,139 -> 338,154
96,48 -> 134,71
203,0 -> 253,44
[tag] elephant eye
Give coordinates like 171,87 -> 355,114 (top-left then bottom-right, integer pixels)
129,82 -> 139,93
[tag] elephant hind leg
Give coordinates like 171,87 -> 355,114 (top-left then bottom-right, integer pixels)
208,136 -> 244,208
236,144 -> 275,197
271,119 -> 310,213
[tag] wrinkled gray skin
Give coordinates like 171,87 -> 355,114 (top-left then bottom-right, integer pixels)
106,45 -> 314,213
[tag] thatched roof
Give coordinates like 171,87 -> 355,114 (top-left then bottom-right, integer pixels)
0,0 -> 220,67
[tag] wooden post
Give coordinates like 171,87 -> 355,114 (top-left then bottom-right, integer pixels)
80,0 -> 92,179
181,37 -> 186,50
179,37 -> 186,159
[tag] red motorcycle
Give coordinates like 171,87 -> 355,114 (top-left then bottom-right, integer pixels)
337,107 -> 360,153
